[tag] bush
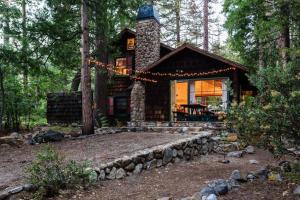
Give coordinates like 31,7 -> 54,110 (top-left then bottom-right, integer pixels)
26,146 -> 92,199
226,64 -> 300,155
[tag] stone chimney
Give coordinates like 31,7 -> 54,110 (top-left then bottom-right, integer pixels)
130,5 -> 160,123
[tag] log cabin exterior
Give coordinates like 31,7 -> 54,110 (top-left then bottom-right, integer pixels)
107,5 -> 255,123
47,5 -> 255,125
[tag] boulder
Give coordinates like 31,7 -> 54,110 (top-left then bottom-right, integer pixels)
230,170 -> 242,181
31,130 -> 64,144
163,147 -> 173,165
245,146 -> 255,154
206,194 -> 218,200
279,161 -> 291,172
0,136 -> 23,147
249,159 -> 259,164
107,167 -> 117,180
116,168 -> 126,179
99,170 -> 106,180
133,164 -> 143,174
125,162 -> 136,171
293,185 -> 300,195
145,159 -> 157,170
226,151 -> 244,158
208,179 -> 229,195
198,187 -> 216,197
156,159 -> 163,168
254,167 -> 269,181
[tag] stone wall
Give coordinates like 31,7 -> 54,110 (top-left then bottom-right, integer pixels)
96,132 -> 217,181
130,81 -> 145,122
135,19 -> 160,70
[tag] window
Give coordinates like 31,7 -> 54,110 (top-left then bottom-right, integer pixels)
115,58 -> 129,75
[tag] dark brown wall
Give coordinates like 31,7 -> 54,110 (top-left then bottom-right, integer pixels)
47,92 -> 82,124
145,79 -> 170,121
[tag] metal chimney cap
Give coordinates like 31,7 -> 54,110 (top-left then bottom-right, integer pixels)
137,4 -> 160,24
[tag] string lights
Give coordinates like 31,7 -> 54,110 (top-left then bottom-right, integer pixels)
89,59 -> 237,83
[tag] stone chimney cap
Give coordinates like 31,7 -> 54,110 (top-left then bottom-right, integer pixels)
137,4 -> 160,24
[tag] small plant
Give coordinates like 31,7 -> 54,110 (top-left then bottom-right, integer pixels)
26,146 -> 92,199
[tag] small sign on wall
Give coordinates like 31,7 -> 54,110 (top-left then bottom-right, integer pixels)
127,38 -> 135,50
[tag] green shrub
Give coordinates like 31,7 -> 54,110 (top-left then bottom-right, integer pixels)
226,64 -> 300,155
26,146 -> 92,199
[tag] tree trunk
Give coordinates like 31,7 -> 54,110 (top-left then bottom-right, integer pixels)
22,0 -> 28,87
258,39 -> 264,69
94,4 -> 109,118
175,0 -> 181,46
277,2 -> 290,68
70,69 -> 81,91
203,0 -> 209,51
81,0 -> 94,135
0,70 -> 4,131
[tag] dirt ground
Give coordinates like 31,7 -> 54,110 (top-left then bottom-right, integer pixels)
0,132 -> 192,189
47,149 -> 297,200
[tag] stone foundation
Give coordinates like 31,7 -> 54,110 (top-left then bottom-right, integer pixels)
130,81 -> 145,122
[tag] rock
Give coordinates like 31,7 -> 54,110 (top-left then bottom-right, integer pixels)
0,136 -> 23,147
172,149 -> 177,157
157,197 -> 172,200
293,185 -> 300,195
156,159 -> 163,167
163,147 -> 173,165
23,184 -> 35,192
32,130 -> 64,144
206,194 -> 218,200
99,170 -> 106,180
218,159 -> 230,164
198,187 -> 216,197
208,179 -> 229,195
226,151 -> 244,158
145,159 -> 157,169
227,133 -> 238,142
279,161 -> 291,172
105,168 -> 111,174
245,146 -> 255,154
177,150 -> 184,158
230,170 -> 242,181
174,157 -> 180,163
8,186 -> 24,194
0,191 -> 10,200
246,172 -> 256,181
107,167 -> 117,180
10,132 -> 21,139
125,162 -> 136,171
133,164 -> 143,174
116,168 -> 126,179
249,159 -> 259,164
255,167 -> 269,181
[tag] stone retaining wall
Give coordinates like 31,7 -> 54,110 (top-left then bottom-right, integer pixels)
96,132 -> 217,181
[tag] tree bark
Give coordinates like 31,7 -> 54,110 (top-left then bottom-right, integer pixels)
70,69 -> 81,91
175,0 -> 181,46
277,2 -> 290,68
22,0 -> 28,87
0,70 -> 4,130
81,0 -> 94,135
203,0 -> 209,51
94,3 -> 108,117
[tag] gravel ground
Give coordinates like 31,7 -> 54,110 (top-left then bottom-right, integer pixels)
45,149 -> 297,200
0,132 -> 193,189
